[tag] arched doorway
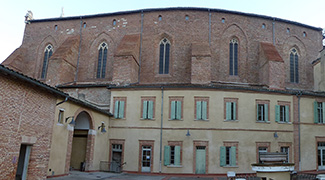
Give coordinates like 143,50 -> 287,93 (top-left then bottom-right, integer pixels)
70,111 -> 92,171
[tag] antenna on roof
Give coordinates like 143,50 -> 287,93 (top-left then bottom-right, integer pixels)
60,7 -> 64,17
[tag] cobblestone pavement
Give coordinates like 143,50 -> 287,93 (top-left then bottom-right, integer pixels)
47,171 -> 223,180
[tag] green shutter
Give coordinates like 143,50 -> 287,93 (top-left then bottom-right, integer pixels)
174,146 -> 181,165
202,101 -> 207,120
119,101 -> 125,118
314,101 -> 319,123
285,105 -> 290,122
220,146 -> 226,167
148,101 -> 154,119
176,101 -> 182,120
275,105 -> 280,122
256,104 -> 259,121
233,102 -> 236,120
143,101 -> 148,119
230,146 -> 236,166
322,102 -> 325,124
114,101 -> 119,118
164,146 -> 170,166
171,101 -> 176,119
226,102 -> 231,120
265,104 -> 269,122
196,101 -> 202,120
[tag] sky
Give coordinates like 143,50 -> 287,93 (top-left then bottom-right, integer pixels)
0,0 -> 324,63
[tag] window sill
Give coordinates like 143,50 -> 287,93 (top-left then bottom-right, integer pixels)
221,165 -> 239,168
140,118 -> 155,121
194,119 -> 209,122
155,74 -> 172,78
256,121 -> 270,124
277,121 -> 292,124
167,165 -> 183,168
169,119 -> 183,121
56,123 -> 64,126
112,118 -> 126,120
224,119 -> 239,122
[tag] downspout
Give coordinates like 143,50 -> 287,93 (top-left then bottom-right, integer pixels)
208,9 -> 211,46
272,18 -> 275,45
296,91 -> 302,170
56,96 -> 68,106
138,11 -> 144,83
159,87 -> 164,173
74,17 -> 83,83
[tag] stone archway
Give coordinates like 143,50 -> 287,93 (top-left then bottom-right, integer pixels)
67,110 -> 95,172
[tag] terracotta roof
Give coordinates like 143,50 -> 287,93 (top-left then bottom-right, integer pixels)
0,64 -> 112,116
260,42 -> 283,62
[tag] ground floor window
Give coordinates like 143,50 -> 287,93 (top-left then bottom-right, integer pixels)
318,142 -> 325,169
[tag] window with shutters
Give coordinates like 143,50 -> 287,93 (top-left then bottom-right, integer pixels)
229,38 -> 238,76
289,48 -> 299,83
314,101 -> 325,124
194,97 -> 209,120
97,42 -> 108,78
220,142 -> 238,167
275,101 -> 290,123
113,97 -> 126,119
169,97 -> 183,120
164,141 -> 182,166
141,97 -> 156,120
41,44 -> 53,79
159,38 -> 170,74
224,98 -> 238,121
256,100 -> 270,122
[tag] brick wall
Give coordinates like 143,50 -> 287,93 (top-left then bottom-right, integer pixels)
2,8 -> 322,90
0,74 -> 56,179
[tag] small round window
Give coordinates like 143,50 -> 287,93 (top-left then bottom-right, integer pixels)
221,18 -> 225,23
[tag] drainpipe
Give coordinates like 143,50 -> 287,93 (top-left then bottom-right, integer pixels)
272,18 -> 275,45
138,11 -> 144,83
159,87 -> 164,173
296,91 -> 302,170
74,17 -> 83,83
208,9 -> 211,46
56,96 -> 68,106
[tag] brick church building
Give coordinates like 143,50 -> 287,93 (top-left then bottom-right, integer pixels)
1,7 -> 325,179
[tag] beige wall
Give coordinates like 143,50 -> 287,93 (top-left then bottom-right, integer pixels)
109,89 -> 295,173
47,98 -> 110,176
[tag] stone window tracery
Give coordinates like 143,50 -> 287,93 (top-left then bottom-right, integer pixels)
41,44 -> 53,79
159,38 -> 170,74
97,42 -> 108,78
229,38 -> 238,76
289,48 -> 299,83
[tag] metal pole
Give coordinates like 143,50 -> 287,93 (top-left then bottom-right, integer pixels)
159,87 -> 164,173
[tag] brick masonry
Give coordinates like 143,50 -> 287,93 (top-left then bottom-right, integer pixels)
2,8 -> 322,91
0,74 -> 56,179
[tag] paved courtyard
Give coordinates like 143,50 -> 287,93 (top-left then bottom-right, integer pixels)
47,171 -> 226,180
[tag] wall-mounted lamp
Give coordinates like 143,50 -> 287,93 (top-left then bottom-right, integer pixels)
274,132 -> 278,138
186,129 -> 191,137
98,122 -> 107,133
65,116 -> 75,126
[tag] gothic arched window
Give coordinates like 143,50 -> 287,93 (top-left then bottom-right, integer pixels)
159,38 -> 170,74
290,48 -> 299,83
41,44 -> 53,79
229,39 -> 238,76
97,42 -> 108,78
